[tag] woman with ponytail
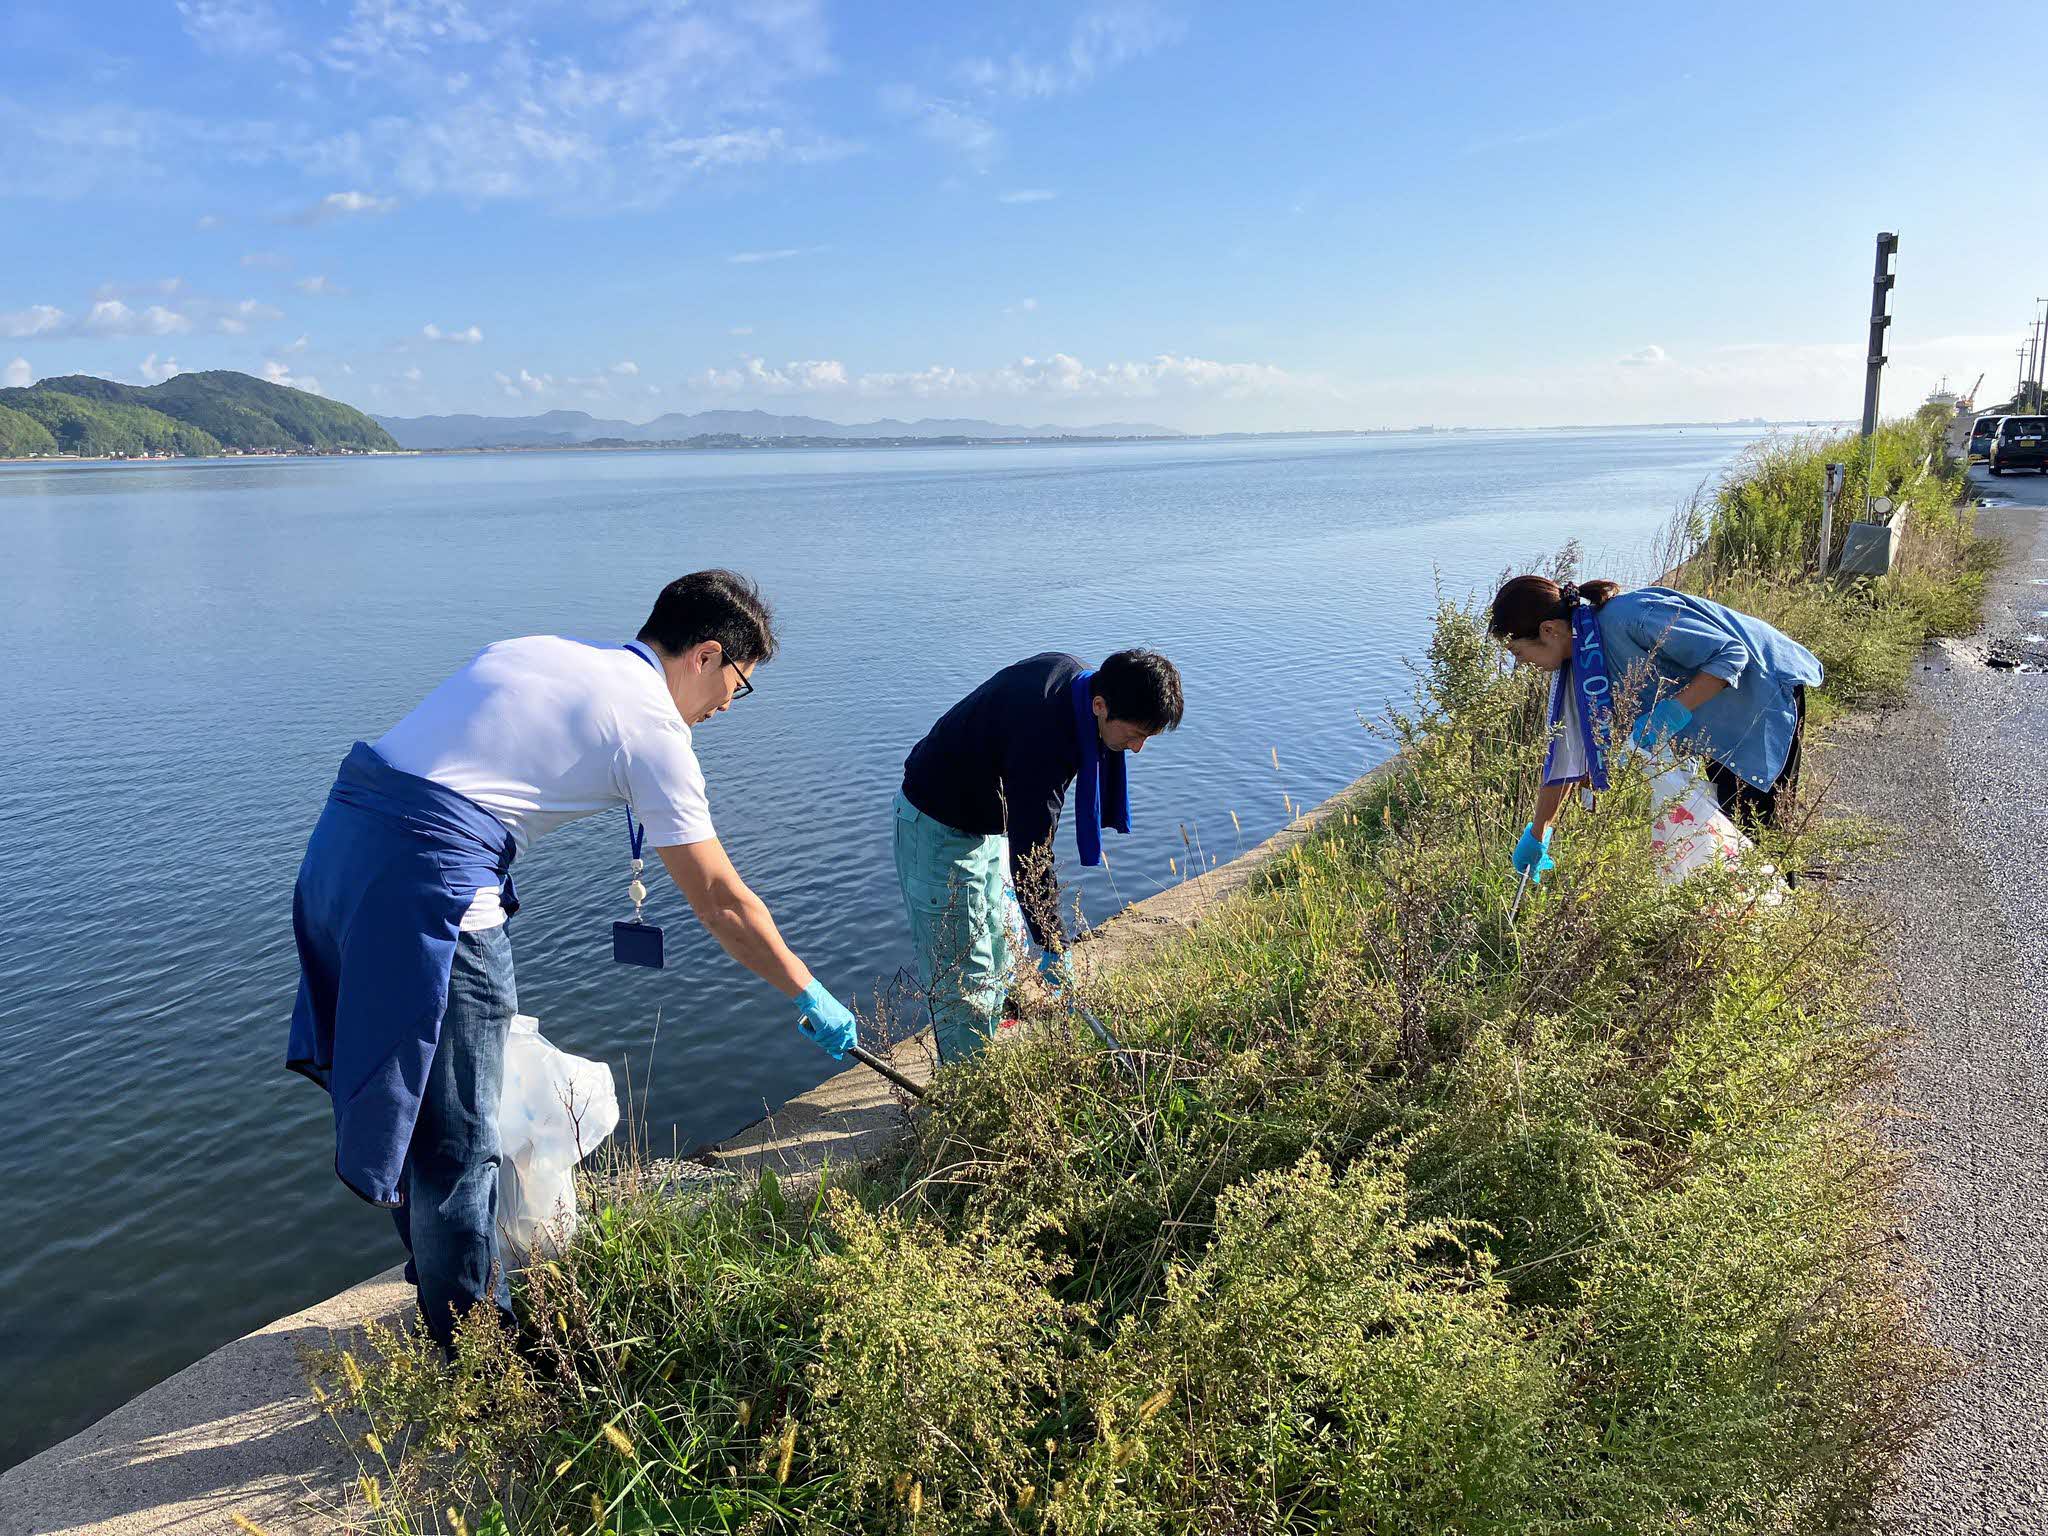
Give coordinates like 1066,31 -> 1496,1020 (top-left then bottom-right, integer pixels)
1487,575 -> 1822,883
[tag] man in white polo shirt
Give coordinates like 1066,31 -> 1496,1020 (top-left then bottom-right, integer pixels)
288,569 -> 858,1353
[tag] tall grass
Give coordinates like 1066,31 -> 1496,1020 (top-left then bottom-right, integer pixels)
1662,402 -> 1991,718
310,573 -> 1952,1533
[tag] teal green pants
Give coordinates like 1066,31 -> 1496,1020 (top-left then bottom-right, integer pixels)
893,791 -> 1013,1063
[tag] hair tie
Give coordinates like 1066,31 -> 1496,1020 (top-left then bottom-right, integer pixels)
1556,581 -> 1583,614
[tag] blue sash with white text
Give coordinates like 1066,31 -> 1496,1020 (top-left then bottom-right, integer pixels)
1543,602 -> 1614,792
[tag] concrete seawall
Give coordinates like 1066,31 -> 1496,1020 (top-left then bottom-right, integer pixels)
0,764 -> 1390,1536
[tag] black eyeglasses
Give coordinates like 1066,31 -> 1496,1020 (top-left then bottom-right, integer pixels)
724,660 -> 755,700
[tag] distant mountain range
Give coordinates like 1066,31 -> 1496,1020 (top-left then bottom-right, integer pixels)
372,407 -> 1184,450
0,370 -> 396,457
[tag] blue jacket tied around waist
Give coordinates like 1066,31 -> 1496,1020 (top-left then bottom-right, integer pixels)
1595,587 -> 1823,792
287,742 -> 519,1207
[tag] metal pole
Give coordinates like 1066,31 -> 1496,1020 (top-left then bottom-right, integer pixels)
2034,301 -> 2047,411
2025,315 -> 2041,414
2018,344 -> 2030,406
1508,868 -> 1532,923
1072,1000 -> 1141,1084
1818,461 -> 1845,575
1859,232 -> 1897,441
848,1043 -> 925,1099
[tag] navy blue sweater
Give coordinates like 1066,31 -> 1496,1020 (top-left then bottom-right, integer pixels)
901,652 -> 1084,947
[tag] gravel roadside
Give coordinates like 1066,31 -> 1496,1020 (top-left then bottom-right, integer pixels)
1823,471 -> 2048,1533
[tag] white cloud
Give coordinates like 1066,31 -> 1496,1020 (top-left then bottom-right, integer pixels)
1618,344 -> 1668,367
1,305 -> 66,339
883,86 -> 998,169
1004,297 -> 1039,316
2,356 -> 31,388
690,351 -> 1295,408
261,357 -> 323,393
653,127 -> 860,170
422,322 -> 483,344
138,352 -> 185,382
241,250 -> 290,270
998,188 -> 1056,204
728,248 -> 804,265
694,356 -> 851,395
290,189 -> 399,225
194,213 -> 223,231
495,367 -> 551,398
9,4 -> 849,214
610,359 -> 638,375
401,365 -> 423,383
5,295 -> 282,341
178,0 -> 287,56
95,276 -> 187,300
320,0 -> 494,76
894,7 -> 1181,170
285,3 -> 841,209
295,275 -> 346,296
961,4 -> 1184,99
283,333 -> 310,353
83,300 -> 193,337
216,297 -> 283,335
729,325 -> 754,336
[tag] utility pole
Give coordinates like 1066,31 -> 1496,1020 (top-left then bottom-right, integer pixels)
1860,232 -> 1898,441
2035,300 -> 2047,411
2018,344 -> 2030,406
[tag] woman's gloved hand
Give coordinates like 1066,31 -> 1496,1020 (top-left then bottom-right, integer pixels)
1511,823 -> 1555,885
795,980 -> 860,1060
1631,698 -> 1694,748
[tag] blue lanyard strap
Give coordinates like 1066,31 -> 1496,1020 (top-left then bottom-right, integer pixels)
621,643 -> 658,861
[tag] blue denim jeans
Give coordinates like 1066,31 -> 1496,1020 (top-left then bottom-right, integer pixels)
391,923 -> 517,1354
893,792 -> 1013,1063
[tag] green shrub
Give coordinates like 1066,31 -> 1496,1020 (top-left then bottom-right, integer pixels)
807,1192 -> 1078,1525
1058,1152 -> 1559,1534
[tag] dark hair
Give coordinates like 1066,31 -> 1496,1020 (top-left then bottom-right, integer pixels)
1487,575 -> 1623,640
1093,648 -> 1184,733
637,570 -> 778,666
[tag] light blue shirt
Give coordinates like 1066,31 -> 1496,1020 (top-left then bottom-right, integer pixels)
1594,587 -> 1823,791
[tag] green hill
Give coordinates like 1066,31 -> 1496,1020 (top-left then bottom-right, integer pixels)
0,402 -> 58,457
0,369 -> 399,457
0,389 -> 222,457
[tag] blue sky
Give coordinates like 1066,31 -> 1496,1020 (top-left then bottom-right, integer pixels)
4,0 -> 2042,430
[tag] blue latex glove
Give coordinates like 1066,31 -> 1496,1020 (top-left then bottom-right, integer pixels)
1631,698 -> 1694,748
794,980 -> 859,1061
1511,823 -> 1555,885
1037,948 -> 1066,990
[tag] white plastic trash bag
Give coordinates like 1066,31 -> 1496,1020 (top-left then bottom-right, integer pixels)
1630,743 -> 1786,906
496,1013 -> 621,1258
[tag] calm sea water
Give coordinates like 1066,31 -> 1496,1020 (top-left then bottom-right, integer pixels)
0,428 -> 1756,1467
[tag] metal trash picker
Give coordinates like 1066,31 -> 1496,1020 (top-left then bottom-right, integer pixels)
848,1042 -> 926,1099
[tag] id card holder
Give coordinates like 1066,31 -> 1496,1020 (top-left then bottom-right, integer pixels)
613,919 -> 664,969
613,812 -> 663,967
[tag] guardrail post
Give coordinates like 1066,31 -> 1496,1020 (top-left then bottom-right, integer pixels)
1818,462 -> 1845,575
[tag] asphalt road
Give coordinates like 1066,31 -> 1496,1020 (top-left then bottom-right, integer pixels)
1827,463 -> 2048,1532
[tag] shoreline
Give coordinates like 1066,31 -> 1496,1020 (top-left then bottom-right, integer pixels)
0,419 -> 1826,468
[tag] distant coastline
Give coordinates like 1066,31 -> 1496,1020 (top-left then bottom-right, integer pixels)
3,418 -> 1836,467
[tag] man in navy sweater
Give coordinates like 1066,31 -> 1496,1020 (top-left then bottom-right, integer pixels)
895,649 -> 1184,1062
